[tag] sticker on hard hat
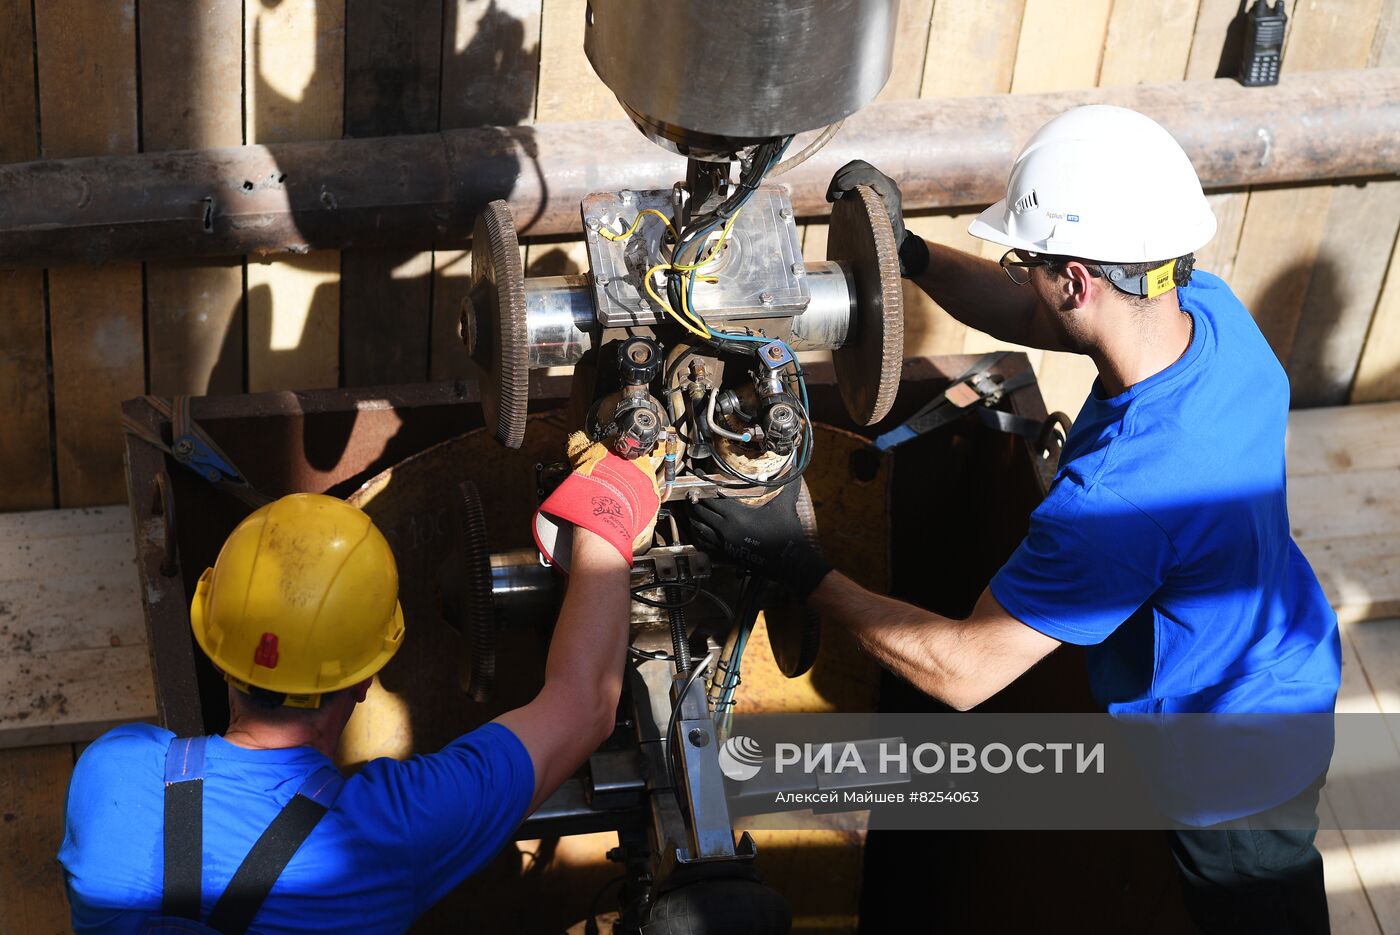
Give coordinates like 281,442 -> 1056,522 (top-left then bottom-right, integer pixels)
1067,214 -> 1080,222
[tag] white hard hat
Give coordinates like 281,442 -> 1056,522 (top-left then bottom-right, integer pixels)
969,105 -> 1217,263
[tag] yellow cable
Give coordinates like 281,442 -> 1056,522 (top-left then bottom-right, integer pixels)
670,209 -> 743,272
644,263 -> 711,338
598,208 -> 678,243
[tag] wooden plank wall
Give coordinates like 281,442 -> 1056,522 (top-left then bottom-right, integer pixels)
4,0 -> 1400,513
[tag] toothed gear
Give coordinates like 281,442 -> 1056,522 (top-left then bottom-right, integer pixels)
469,200 -> 529,448
764,478 -> 822,678
444,479 -> 496,702
827,184 -> 904,426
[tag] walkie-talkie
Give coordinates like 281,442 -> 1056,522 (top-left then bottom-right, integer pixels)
1238,1 -> 1287,87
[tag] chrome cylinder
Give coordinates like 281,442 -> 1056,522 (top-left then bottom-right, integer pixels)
525,275 -> 595,368
522,264 -> 853,367
584,0 -> 898,155
490,548 -> 559,623
787,262 -> 853,351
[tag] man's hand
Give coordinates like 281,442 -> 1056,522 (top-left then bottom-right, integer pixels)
689,483 -> 832,600
827,159 -> 929,278
533,432 -> 665,571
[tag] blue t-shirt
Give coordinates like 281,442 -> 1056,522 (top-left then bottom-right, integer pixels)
990,271 -> 1340,716
59,721 -> 535,934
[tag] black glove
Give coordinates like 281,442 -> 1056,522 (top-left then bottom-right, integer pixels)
689,483 -> 833,601
826,159 -> 930,279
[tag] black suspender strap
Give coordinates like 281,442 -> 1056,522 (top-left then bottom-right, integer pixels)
159,738 -> 344,935
203,766 -> 344,935
163,737 -> 208,920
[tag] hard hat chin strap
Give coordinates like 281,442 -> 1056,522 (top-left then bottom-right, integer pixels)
1100,255 -> 1195,299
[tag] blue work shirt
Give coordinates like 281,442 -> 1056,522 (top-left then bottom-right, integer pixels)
59,721 -> 535,934
991,271 -> 1340,717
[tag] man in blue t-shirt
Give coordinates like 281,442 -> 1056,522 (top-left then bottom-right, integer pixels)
691,106 -> 1338,935
61,439 -> 666,933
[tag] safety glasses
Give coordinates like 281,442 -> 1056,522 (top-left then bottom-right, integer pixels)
999,248 -> 1059,286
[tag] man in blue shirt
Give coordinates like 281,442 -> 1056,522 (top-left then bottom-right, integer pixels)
691,106 -> 1339,934
61,437 -> 666,933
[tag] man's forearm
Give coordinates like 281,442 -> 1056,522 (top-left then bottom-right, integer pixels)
541,529 -> 631,729
807,571 -> 1061,711
807,571 -> 974,709
908,240 -> 1063,351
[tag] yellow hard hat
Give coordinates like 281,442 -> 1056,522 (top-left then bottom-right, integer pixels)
190,493 -> 405,708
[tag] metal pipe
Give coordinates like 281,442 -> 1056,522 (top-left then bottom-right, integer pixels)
524,275 -> 595,368
2,70 -> 1396,267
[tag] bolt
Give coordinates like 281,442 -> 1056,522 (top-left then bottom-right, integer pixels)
596,275 -> 610,288
586,216 -> 601,231
791,262 -> 805,277
173,439 -> 194,457
638,299 -> 650,310
766,345 -> 785,361
688,728 -> 710,747
779,207 -> 793,219
760,291 -> 775,305
620,189 -> 634,202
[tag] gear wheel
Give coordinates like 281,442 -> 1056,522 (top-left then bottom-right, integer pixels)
827,183 -> 904,426
441,479 -> 497,701
763,478 -> 822,678
468,200 -> 529,448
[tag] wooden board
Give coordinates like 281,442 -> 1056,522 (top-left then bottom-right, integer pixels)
0,0 -> 50,512
526,0 -> 620,283
47,265 -> 144,507
244,0 -> 345,392
140,1 -> 245,398
1287,180 -> 1400,408
35,0 -> 142,507
1352,235 -> 1400,403
0,744 -> 74,935
1287,400 -> 1400,477
1285,400 -> 1400,625
246,255 -> 341,393
919,0 -> 1026,99
145,259 -> 246,398
0,269 -> 52,511
533,0 -> 625,124
1346,0 -> 1400,407
0,506 -> 154,749
876,0 -> 934,101
439,0 -> 542,129
1009,0 -> 1112,93
431,0 -> 543,382
1099,0 -> 1203,87
1226,0 -> 1385,369
1326,621 -> 1400,933
341,0 -> 443,387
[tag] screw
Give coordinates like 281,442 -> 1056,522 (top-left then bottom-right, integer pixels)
688,728 -> 710,747
173,439 -> 194,457
760,291 -> 774,305
791,262 -> 805,276
596,275 -> 610,287
586,216 -> 601,231
779,207 -> 793,219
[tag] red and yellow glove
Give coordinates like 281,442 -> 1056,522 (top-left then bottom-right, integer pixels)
533,432 -> 665,571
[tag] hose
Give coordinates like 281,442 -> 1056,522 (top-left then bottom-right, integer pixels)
769,120 -> 843,177
705,387 -> 752,443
